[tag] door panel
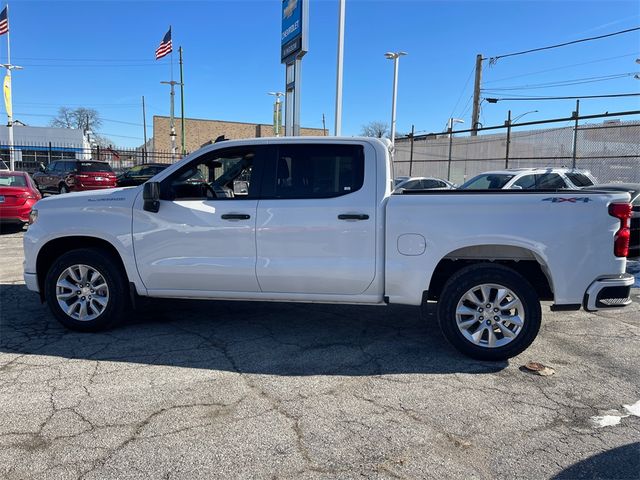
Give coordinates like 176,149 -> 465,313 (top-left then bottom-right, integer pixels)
133,199 -> 259,292
256,142 -> 377,295
132,146 -> 264,293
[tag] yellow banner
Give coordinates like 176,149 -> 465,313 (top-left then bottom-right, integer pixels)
3,74 -> 11,118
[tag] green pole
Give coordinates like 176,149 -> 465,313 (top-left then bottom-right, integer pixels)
179,46 -> 186,155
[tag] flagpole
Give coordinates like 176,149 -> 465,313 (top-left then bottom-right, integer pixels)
179,46 -> 185,155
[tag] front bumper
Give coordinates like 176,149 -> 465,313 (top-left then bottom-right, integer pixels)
24,272 -> 39,293
583,274 -> 635,311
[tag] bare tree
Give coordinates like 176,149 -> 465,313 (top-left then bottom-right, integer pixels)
50,107 -> 102,132
360,121 -> 389,138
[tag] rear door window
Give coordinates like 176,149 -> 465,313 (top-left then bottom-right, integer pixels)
263,144 -> 365,199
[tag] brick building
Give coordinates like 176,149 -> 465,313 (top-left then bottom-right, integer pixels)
152,116 -> 326,152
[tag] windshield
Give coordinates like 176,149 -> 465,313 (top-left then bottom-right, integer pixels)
78,162 -> 113,173
460,174 -> 515,190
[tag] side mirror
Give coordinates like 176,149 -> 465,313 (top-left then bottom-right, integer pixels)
143,182 -> 160,213
38,163 -> 46,172
510,185 -> 523,190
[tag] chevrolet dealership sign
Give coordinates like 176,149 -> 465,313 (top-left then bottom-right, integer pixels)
281,0 -> 308,63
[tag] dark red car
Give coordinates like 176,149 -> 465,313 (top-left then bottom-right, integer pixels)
0,171 -> 41,227
32,160 -> 117,194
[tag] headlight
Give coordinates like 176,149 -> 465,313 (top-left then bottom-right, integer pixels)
28,209 -> 38,225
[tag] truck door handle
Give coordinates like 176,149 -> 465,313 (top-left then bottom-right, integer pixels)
221,214 -> 251,220
338,214 -> 369,220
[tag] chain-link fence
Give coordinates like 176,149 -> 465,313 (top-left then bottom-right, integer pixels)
1,143 -> 183,174
394,110 -> 640,185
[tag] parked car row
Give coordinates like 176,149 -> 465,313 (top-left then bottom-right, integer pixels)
392,168 -> 637,259
30,160 -> 171,194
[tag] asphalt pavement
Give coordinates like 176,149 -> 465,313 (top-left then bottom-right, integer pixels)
1,227 -> 639,479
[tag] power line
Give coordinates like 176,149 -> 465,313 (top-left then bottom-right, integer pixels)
481,72 -> 638,91
15,112 -> 145,127
484,93 -> 640,102
483,52 -> 640,84
17,63 -> 165,68
489,26 -> 640,63
448,64 -> 476,120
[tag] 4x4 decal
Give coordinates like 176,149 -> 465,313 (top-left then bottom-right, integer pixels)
542,197 -> 592,203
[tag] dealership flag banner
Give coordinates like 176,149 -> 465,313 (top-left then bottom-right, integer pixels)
3,73 -> 10,117
0,6 -> 8,36
155,27 -> 172,60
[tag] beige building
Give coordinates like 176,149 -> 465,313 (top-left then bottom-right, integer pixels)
152,116 -> 326,152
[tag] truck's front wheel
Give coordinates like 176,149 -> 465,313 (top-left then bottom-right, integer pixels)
44,248 -> 127,332
437,264 -> 541,361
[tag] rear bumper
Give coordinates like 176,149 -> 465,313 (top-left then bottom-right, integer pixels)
0,206 -> 32,223
583,274 -> 635,312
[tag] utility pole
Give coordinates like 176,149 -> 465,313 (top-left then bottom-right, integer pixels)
470,53 -> 483,136
505,109 -> 511,168
179,47 -> 185,155
334,0 -> 345,136
572,99 -> 580,168
141,96 -> 147,163
160,80 -> 181,159
322,113 -> 327,136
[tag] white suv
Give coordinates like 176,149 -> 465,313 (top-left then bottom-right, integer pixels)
460,168 -> 596,190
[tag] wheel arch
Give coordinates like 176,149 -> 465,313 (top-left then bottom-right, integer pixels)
36,236 -> 130,300
426,244 -> 554,302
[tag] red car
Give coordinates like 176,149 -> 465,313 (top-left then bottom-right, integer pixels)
32,160 -> 117,194
0,171 -> 41,227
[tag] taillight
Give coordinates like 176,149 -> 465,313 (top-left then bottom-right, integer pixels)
16,192 -> 37,200
608,203 -> 632,257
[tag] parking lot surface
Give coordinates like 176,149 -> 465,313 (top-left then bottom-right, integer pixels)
1,228 -> 639,479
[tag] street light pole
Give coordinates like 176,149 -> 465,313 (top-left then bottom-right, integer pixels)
385,51 -> 407,146
0,61 -> 23,171
268,92 -> 284,137
160,80 -> 181,159
334,0 -> 346,136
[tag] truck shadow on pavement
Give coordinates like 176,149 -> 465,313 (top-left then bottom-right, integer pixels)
552,442 -> 640,480
0,283 -> 506,375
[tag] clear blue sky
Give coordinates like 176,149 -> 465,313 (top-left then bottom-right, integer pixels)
4,0 -> 640,147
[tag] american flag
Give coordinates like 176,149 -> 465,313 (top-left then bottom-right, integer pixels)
0,7 -> 8,36
155,27 -> 172,60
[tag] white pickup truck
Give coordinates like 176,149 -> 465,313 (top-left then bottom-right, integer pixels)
23,137 -> 635,360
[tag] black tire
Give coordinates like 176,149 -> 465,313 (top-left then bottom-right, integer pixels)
436,263 -> 542,361
44,248 -> 128,332
59,184 -> 69,194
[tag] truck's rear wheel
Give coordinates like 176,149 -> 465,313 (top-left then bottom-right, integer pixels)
44,248 -> 126,332
437,264 -> 541,361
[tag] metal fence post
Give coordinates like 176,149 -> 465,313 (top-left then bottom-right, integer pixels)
505,110 -> 511,169
409,124 -> 414,176
447,127 -> 453,181
572,99 -> 580,168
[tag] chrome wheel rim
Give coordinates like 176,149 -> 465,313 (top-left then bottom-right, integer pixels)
455,283 -> 525,349
56,264 -> 109,321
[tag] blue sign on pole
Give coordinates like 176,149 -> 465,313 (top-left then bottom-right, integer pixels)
281,0 -> 307,63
